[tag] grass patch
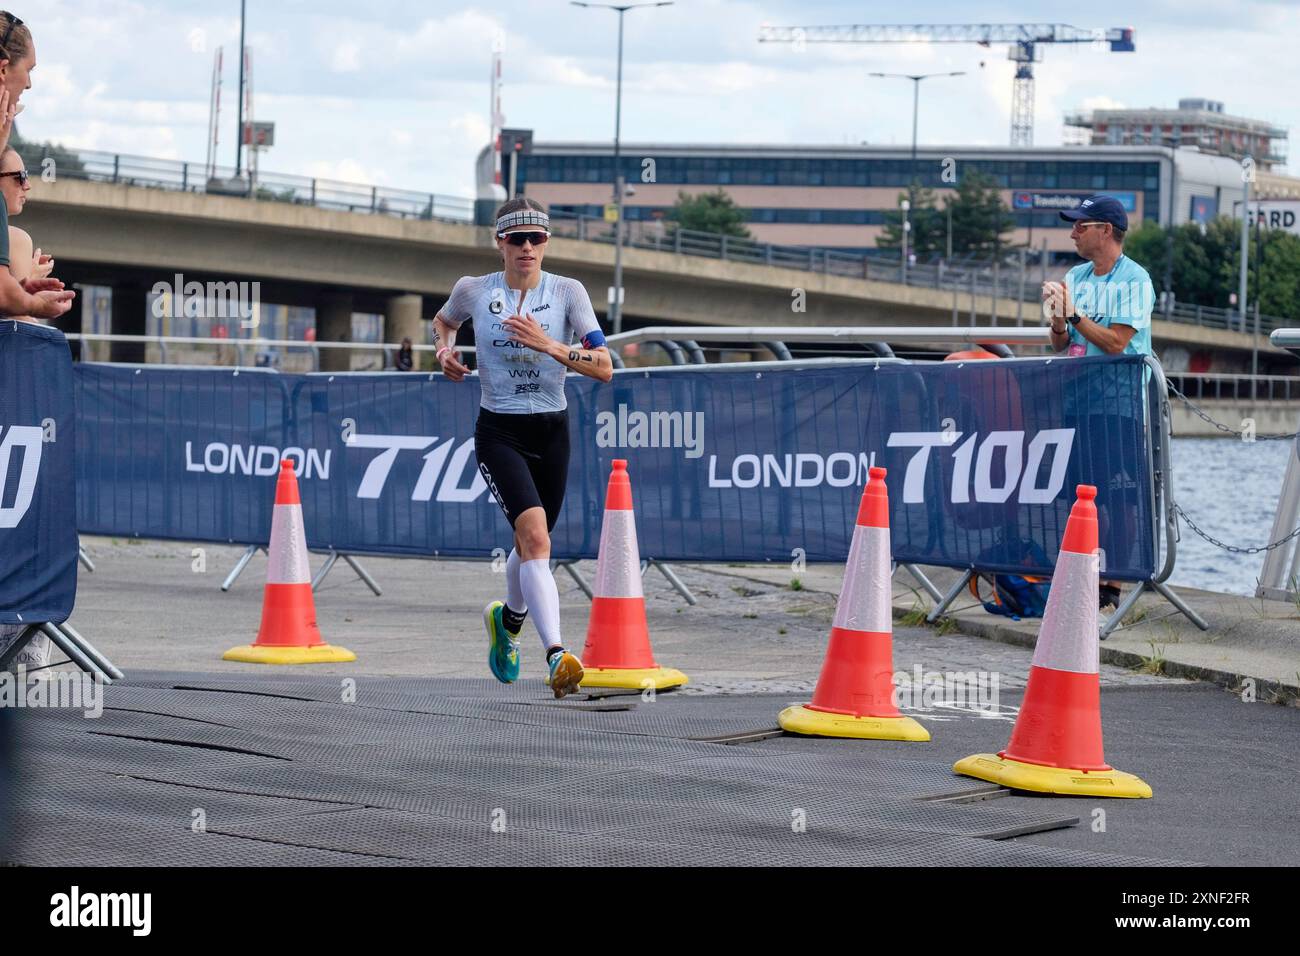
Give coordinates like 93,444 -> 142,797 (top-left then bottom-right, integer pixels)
898,595 -> 929,628
1137,641 -> 1167,676
935,617 -> 959,636
789,578 -> 803,591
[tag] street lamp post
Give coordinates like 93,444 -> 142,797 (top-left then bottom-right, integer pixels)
572,1 -> 673,335
1239,156 -> 1251,337
870,71 -> 965,284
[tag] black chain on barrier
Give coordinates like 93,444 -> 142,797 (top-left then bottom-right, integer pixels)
1162,381 -> 1300,554
1174,502 -> 1300,555
1165,380 -> 1298,441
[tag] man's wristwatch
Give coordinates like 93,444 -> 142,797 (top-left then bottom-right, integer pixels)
1067,309 -> 1084,327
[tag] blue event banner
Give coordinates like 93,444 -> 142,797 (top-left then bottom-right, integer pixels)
72,355 -> 1154,580
0,322 -> 78,625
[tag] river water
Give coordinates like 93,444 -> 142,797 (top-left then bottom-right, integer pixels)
1169,437 -> 1293,597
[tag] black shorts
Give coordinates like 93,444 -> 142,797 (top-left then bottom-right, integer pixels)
474,408 -> 570,531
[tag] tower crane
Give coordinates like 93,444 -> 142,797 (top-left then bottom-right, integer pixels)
757,23 -> 1135,146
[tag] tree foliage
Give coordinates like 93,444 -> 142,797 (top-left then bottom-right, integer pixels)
875,170 -> 1013,261
669,188 -> 751,238
876,182 -> 947,259
1124,218 -> 1300,317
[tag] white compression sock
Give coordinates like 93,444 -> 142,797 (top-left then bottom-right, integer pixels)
518,558 -> 563,653
505,548 -> 527,614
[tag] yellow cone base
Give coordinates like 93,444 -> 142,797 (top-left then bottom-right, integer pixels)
222,643 -> 357,665
578,666 -> 689,690
953,753 -> 1152,798
778,704 -> 930,741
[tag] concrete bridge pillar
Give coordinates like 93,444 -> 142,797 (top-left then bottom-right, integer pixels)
109,281 -> 148,364
384,293 -> 424,351
316,291 -> 354,372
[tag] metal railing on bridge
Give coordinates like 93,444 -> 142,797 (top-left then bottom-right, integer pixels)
21,145 -> 475,224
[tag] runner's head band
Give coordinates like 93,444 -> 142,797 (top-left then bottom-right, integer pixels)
496,210 -> 550,234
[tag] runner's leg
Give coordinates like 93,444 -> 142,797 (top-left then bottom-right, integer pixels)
518,411 -> 570,655
514,507 -> 561,654
475,412 -> 547,681
503,546 -> 527,633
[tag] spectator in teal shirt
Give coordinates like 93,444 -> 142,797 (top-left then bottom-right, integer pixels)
1043,194 -> 1154,360
1041,194 -> 1157,616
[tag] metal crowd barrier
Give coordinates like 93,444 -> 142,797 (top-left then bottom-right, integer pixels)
60,325 -> 1203,637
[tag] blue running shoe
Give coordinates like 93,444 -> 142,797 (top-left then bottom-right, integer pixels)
546,650 -> 584,699
484,601 -> 520,684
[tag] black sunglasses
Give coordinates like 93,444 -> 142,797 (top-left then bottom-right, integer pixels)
498,231 -> 549,247
0,168 -> 28,185
0,13 -> 22,52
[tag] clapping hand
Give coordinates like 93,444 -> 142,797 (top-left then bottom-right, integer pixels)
32,248 -> 54,280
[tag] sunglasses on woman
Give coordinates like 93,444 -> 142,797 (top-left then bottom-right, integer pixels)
498,231 -> 549,246
0,168 -> 28,186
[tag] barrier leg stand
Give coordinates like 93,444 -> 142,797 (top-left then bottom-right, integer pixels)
341,554 -> 383,596
554,559 -> 593,601
78,543 -> 96,573
38,623 -> 111,683
1100,580 -> 1146,640
53,622 -> 124,681
898,563 -> 943,603
310,550 -> 381,594
647,559 -> 697,606
1149,579 -> 1210,631
1099,580 -> 1210,640
311,550 -> 341,591
926,568 -> 973,624
221,545 -> 264,592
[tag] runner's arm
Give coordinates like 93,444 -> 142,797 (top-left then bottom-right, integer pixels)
550,342 -> 613,383
433,314 -> 471,381
554,277 -> 613,383
433,277 -> 476,382
500,313 -> 614,383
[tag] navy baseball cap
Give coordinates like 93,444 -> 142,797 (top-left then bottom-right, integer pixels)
1059,194 -> 1128,232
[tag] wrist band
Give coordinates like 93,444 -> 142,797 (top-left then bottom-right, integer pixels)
436,346 -> 451,360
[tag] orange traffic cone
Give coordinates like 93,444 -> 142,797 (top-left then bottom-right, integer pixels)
579,460 -> 687,690
223,460 -> 356,665
954,485 -> 1151,797
779,467 -> 929,741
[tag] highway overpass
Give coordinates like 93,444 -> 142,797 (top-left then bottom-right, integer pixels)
23,177 -> 1285,372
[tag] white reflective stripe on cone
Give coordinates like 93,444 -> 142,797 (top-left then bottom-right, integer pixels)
266,504 -> 312,585
592,510 -> 644,599
832,524 -> 891,633
1031,549 -> 1100,674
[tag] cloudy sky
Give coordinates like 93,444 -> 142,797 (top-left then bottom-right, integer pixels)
14,0 -> 1299,198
